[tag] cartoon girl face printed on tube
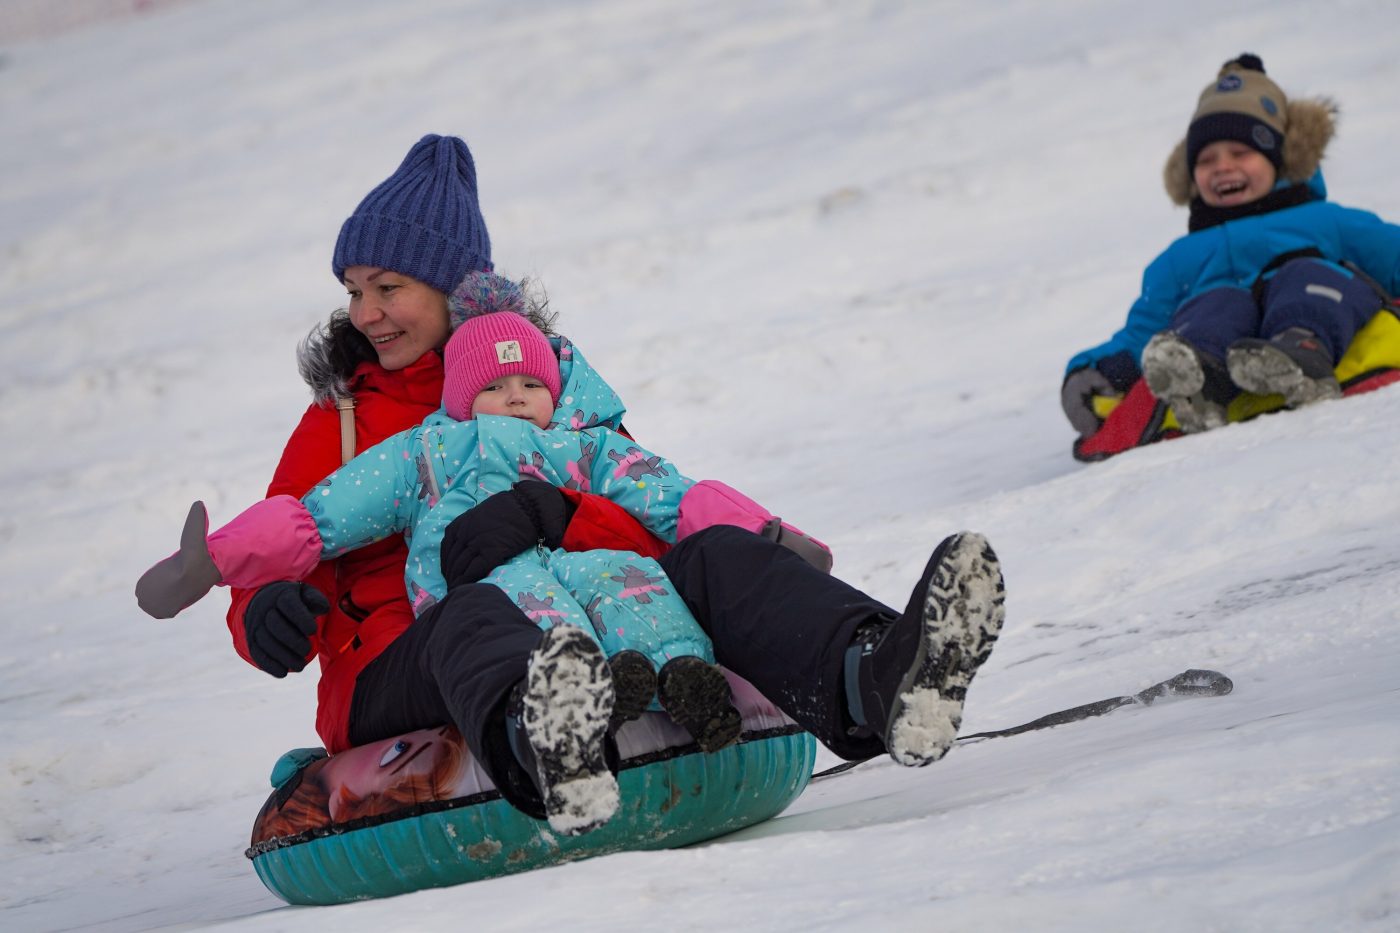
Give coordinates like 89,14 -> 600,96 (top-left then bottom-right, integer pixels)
317,726 -> 468,823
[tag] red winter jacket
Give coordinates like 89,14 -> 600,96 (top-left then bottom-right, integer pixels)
226,351 -> 667,753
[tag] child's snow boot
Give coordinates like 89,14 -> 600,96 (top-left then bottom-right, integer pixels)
509,624 -> 619,835
656,656 -> 742,753
1141,332 -> 1234,433
607,649 -> 657,731
1226,327 -> 1342,408
843,532 -> 1005,767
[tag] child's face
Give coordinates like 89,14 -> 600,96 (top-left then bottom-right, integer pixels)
472,374 -> 554,428
1193,141 -> 1277,208
343,266 -> 451,371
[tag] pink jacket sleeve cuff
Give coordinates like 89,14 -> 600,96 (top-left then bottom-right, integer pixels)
676,480 -> 833,571
207,495 -> 324,589
676,480 -> 773,538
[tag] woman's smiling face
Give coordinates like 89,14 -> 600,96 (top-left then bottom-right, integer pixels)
343,266 -> 451,371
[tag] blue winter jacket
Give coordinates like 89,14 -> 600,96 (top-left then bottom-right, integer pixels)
299,338 -> 711,668
1066,173 -> 1400,375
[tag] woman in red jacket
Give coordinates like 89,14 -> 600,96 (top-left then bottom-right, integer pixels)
207,133 -> 1004,837
225,135 -> 665,767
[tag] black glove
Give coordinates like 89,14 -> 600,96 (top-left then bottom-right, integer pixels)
243,582 -> 329,678
1060,365 -> 1117,438
441,481 -> 573,588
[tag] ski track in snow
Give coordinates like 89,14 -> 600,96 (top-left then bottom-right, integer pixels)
2,1 -> 1399,930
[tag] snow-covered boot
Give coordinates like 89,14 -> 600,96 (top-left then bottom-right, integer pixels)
1141,332 -> 1233,433
656,656 -> 743,753
607,649 -> 657,732
1226,327 -> 1341,407
511,624 -> 619,835
844,532 -> 1005,767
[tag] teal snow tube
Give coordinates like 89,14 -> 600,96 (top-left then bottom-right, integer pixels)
247,682 -> 815,904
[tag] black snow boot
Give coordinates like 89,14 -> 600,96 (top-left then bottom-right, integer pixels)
843,532 -> 1006,766
656,656 -> 743,753
607,649 -> 658,732
1227,327 -> 1341,408
1142,331 -> 1236,433
506,624 -> 619,835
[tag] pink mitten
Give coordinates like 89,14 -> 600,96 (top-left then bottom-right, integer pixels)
135,496 -> 324,619
676,480 -> 833,572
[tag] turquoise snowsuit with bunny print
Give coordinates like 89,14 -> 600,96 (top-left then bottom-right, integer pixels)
299,337 -> 712,671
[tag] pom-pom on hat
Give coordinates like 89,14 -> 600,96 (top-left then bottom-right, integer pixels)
332,134 -> 492,294
447,269 -> 528,328
442,272 -> 561,421
1185,54 -> 1288,171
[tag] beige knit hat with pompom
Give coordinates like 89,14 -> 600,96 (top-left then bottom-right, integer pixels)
1162,54 -> 1337,206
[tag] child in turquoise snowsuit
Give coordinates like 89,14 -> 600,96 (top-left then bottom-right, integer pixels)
201,277 -> 741,751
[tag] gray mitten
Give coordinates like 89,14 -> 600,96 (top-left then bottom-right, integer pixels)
135,501 -> 222,619
1060,366 -> 1116,438
760,518 -> 834,574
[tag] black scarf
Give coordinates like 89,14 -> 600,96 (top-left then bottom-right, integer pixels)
1188,183 -> 1316,232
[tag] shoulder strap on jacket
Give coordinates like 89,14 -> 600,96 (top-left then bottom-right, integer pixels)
334,396 -> 356,465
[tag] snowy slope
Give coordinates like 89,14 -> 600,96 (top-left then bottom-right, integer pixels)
2,1 -> 1398,930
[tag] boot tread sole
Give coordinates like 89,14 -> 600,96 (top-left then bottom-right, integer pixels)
522,626 -> 620,835
885,533 -> 1006,767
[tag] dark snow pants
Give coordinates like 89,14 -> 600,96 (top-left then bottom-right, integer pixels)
1171,258 -> 1382,362
659,525 -> 897,760
347,524 -> 899,816
347,583 -> 551,817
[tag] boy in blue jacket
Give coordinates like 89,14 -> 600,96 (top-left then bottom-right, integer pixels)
1062,54 -> 1400,435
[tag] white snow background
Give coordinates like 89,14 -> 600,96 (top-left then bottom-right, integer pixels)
3,1 -> 1399,930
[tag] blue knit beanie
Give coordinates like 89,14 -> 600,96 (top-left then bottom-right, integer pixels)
331,134 -> 492,294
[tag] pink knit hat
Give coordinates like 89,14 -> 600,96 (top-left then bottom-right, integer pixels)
442,311 -> 562,421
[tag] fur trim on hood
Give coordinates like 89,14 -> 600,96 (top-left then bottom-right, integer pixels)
295,274 -> 559,406
297,310 -> 375,405
1164,96 -> 1338,206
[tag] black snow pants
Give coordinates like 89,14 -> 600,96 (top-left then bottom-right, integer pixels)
659,525 -> 896,760
347,582 -> 551,817
347,525 -> 898,816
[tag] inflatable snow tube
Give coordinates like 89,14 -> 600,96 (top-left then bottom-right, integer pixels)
246,674 -> 816,905
1074,305 -> 1400,462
